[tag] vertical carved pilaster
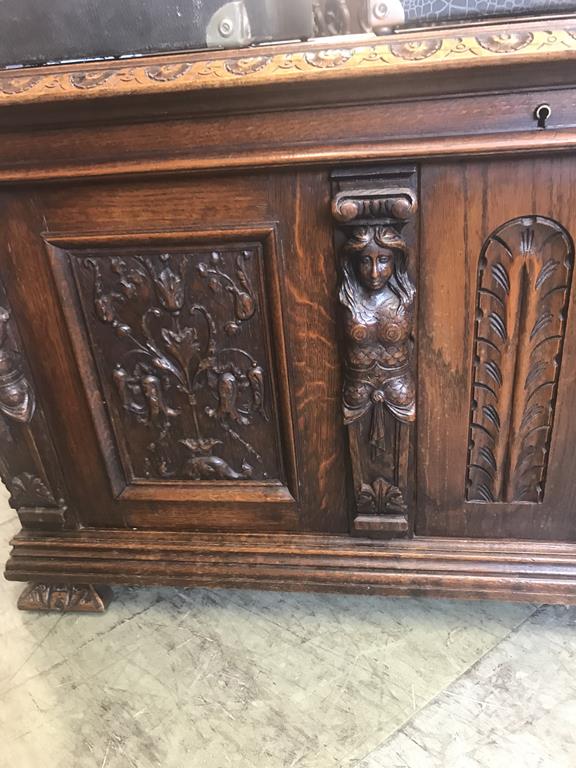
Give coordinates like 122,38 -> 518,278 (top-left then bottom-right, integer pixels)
0,277 -> 70,529
331,166 -> 418,536
17,583 -> 112,612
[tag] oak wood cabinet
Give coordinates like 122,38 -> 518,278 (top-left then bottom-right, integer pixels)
4,18 -> 576,610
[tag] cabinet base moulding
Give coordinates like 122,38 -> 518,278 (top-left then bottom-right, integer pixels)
6,529 -> 576,606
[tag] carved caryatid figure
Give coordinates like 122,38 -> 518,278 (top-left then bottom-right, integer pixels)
340,225 -> 415,440
339,225 -> 415,522
0,305 -> 35,423
332,167 -> 418,533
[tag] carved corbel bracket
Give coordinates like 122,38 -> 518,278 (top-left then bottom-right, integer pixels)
331,166 -> 418,537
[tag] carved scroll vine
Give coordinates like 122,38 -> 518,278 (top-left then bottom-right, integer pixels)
466,216 -> 574,504
78,247 -> 278,482
331,167 -> 418,535
0,280 -> 67,522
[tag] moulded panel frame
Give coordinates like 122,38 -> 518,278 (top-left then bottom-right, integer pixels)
45,225 -> 300,514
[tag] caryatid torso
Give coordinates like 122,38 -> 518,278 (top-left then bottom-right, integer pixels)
339,225 -> 416,439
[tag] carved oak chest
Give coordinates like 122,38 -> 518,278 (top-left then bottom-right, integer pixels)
3,16 -> 576,610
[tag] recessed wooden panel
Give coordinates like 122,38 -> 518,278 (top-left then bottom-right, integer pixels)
49,229 -> 295,510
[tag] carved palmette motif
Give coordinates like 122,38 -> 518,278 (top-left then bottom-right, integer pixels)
74,246 -> 282,483
331,167 -> 418,534
466,216 -> 574,503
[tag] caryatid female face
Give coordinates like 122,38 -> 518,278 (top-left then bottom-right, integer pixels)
355,242 -> 394,293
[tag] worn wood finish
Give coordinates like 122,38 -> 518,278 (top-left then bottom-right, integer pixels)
3,18 -> 576,604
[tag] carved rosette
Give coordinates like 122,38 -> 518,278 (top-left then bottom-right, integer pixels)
331,167 -> 418,536
476,32 -> 533,53
389,39 -> 442,61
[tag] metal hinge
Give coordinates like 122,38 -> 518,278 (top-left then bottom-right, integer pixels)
206,1 -> 253,48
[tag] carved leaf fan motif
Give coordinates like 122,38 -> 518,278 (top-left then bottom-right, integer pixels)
466,216 -> 574,503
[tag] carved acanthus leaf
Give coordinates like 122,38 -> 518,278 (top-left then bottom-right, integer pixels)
10,473 -> 57,506
357,479 -> 407,515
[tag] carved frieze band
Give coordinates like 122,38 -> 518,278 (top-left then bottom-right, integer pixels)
332,166 -> 418,535
466,216 -> 574,504
17,583 -> 112,613
0,26 -> 574,106
0,277 -> 67,523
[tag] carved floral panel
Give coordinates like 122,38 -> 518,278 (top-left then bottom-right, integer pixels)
466,216 -> 574,504
71,244 -> 284,484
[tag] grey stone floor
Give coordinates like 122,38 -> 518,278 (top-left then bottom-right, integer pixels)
1,485 -> 575,768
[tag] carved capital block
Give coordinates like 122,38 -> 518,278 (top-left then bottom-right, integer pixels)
331,166 -> 418,537
332,187 -> 417,225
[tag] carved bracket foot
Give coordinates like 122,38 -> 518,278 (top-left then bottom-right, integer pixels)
331,165 -> 418,538
17,583 -> 113,613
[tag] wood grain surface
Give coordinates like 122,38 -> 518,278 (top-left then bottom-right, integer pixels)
3,18 -> 576,604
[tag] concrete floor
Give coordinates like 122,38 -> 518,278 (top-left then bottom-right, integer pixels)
1,485 -> 575,768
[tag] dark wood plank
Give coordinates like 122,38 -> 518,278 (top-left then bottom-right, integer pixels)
272,171 -> 350,533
